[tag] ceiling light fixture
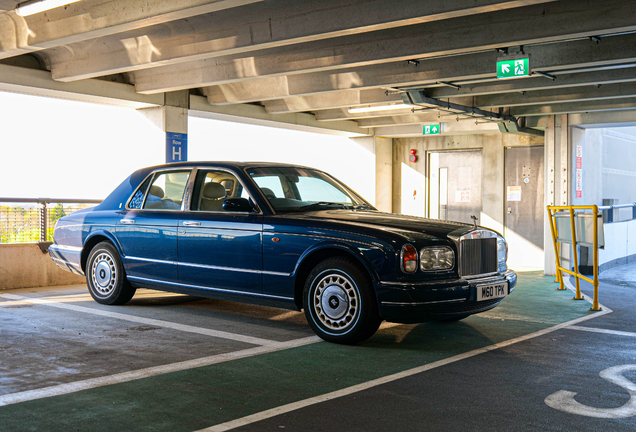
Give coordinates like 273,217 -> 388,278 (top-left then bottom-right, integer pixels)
348,103 -> 412,114
16,0 -> 82,17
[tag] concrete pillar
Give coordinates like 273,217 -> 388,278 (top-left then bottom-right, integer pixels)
375,136 -> 393,213
138,91 -> 189,162
544,115 -> 557,275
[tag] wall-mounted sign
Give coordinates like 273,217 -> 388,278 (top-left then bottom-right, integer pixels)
576,145 -> 583,198
497,57 -> 531,79
166,132 -> 187,163
455,190 -> 471,203
507,186 -> 521,201
423,124 -> 441,135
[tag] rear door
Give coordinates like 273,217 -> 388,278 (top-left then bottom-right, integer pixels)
116,169 -> 191,283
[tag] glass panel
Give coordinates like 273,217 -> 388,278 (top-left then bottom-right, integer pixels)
142,170 -> 190,210
248,167 -> 369,213
191,170 -> 245,212
129,175 -> 152,209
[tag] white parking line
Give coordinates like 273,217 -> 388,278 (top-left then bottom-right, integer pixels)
0,293 -> 279,347
199,281 -> 613,432
567,325 -> 636,338
0,336 -> 320,407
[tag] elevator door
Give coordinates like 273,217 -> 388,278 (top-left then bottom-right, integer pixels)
504,146 -> 545,269
429,150 -> 483,225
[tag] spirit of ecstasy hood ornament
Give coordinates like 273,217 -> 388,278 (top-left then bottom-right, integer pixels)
470,215 -> 478,227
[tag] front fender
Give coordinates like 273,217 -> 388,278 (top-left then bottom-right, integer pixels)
293,240 -> 387,283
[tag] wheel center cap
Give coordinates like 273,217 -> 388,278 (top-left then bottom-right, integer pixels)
321,285 -> 348,320
95,261 -> 112,287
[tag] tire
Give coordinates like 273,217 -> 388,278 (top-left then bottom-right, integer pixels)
86,241 -> 136,305
303,257 -> 381,344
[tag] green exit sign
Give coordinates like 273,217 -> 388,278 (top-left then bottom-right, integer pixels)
423,124 -> 441,135
497,57 -> 531,79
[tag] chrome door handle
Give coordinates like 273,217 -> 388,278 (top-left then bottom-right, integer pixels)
121,219 -> 135,224
183,221 -> 201,226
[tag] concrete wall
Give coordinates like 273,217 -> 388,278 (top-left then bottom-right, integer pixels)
0,244 -> 84,290
393,133 -> 543,236
598,219 -> 636,272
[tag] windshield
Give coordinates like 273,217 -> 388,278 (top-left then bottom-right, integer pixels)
247,167 -> 374,213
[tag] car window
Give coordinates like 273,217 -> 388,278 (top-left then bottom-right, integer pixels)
129,175 -> 152,209
142,170 -> 190,210
252,176 -> 285,198
296,176 -> 351,203
191,170 -> 247,212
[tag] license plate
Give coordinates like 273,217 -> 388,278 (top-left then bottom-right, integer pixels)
477,283 -> 508,301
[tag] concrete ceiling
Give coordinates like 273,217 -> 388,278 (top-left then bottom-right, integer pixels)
1,0 -> 636,137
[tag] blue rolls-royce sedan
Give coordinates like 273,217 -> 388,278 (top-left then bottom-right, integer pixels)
49,162 -> 516,344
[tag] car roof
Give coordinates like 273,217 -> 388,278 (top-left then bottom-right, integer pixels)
138,161 -> 318,172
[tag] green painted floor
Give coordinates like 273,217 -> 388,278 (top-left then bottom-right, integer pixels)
0,272 -> 597,432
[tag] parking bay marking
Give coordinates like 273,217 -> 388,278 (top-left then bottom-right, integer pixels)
0,336 -> 320,407
0,293 -> 280,347
198,309 -> 612,432
545,364 -> 636,418
566,325 -> 636,338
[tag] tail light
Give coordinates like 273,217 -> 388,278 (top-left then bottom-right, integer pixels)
401,244 -> 418,273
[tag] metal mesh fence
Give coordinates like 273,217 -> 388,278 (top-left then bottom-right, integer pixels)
0,201 -> 98,244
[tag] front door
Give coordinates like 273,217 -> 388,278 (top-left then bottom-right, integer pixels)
504,146 -> 545,269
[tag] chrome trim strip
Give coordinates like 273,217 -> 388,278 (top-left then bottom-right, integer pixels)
51,244 -> 82,252
125,256 -> 291,277
125,256 -> 178,266
178,261 -> 291,277
381,298 -> 467,306
126,276 -> 294,302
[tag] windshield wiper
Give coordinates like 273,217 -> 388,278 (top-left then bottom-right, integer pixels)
351,204 -> 376,211
297,202 -> 346,212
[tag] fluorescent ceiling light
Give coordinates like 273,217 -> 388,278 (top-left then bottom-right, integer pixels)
16,0 -> 82,17
348,103 -> 412,114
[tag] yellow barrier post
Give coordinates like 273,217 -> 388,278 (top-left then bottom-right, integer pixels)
569,207 -> 584,300
547,207 -> 566,290
591,204 -> 601,311
546,204 -> 602,310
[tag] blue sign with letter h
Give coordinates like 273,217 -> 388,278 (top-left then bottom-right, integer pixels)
166,132 -> 188,163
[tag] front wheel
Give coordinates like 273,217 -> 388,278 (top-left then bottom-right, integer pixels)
86,241 -> 136,305
303,257 -> 381,344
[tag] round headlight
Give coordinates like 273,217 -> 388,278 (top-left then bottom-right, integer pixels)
497,236 -> 508,267
420,246 -> 454,271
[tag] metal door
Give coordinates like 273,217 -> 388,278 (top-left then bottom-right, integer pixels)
504,146 -> 545,269
429,150 -> 483,224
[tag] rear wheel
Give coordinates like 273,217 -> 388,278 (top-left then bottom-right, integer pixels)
86,241 -> 136,305
303,257 -> 381,344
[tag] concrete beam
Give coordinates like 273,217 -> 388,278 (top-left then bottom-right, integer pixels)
568,110 -> 636,127
261,89 -> 402,114
358,113 -> 443,128
0,64 -> 163,108
374,121 -> 501,138
197,33 -> 636,106
471,81 -> 636,108
133,0 -> 636,94
189,95 -> 369,137
315,107 -> 420,122
510,98 -> 636,116
46,0 -> 556,82
0,0 -> 261,59
428,66 -> 636,99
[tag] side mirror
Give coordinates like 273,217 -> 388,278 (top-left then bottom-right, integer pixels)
222,197 -> 254,212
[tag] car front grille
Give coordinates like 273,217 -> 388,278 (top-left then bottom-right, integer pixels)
459,238 -> 498,276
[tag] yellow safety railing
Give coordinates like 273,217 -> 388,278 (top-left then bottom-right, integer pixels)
547,205 -> 601,311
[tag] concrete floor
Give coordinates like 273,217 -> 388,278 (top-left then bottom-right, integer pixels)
0,270 -> 634,431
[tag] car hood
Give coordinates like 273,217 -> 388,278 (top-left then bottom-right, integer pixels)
284,210 -> 478,240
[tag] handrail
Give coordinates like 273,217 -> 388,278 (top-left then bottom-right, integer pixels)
0,197 -> 102,204
1,198 -> 102,244
547,205 -> 601,311
597,203 -> 636,210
